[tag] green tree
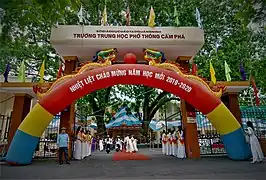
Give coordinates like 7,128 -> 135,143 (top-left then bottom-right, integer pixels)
116,85 -> 179,135
1,0 -> 266,136
235,0 -> 266,28
76,87 -> 116,134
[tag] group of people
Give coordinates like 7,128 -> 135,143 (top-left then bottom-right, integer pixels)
98,134 -> 138,153
73,126 -> 93,160
161,126 -> 186,159
57,121 -> 264,165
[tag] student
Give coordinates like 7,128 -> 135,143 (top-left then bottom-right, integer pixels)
161,130 -> 167,155
105,135 -> 112,154
57,127 -> 70,165
87,131 -> 92,156
177,126 -> 186,159
115,136 -> 123,152
246,121 -> 264,163
81,128 -> 86,159
132,135 -> 138,152
171,129 -> 177,156
167,131 -> 172,156
73,126 -> 82,160
99,137 -> 104,151
124,135 -> 130,152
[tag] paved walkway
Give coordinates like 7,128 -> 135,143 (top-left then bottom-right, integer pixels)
1,149 -> 265,179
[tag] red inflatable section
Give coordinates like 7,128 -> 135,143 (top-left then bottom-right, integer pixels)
39,64 -> 221,115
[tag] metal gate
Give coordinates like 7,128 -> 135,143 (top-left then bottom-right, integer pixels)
0,114 -> 12,157
34,114 -> 60,158
0,114 -> 12,144
196,111 -> 226,156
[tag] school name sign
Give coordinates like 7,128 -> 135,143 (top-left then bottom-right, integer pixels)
73,30 -> 185,40
69,67 -> 192,93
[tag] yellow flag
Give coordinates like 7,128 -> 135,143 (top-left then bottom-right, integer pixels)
18,60 -> 25,82
209,61 -> 216,85
39,60 -> 45,83
148,6 -> 155,27
101,5 -> 107,26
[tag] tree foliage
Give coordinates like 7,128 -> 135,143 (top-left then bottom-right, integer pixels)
0,0 -> 266,135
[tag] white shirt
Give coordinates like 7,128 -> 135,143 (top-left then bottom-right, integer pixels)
105,138 -> 112,144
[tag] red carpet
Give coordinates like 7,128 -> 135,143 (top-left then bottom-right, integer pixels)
112,151 -> 151,161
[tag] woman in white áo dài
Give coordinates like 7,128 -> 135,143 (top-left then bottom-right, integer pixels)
246,121 -> 264,163
99,137 -> 104,151
132,135 -> 138,152
167,131 -> 172,156
177,126 -> 186,159
81,128 -> 87,159
87,132 -> 92,156
73,126 -> 82,160
171,129 -> 177,156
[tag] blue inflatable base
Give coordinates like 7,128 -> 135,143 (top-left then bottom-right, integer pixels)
6,130 -> 39,165
221,128 -> 252,160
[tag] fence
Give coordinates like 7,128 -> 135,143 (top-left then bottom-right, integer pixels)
0,114 -> 11,144
0,114 -> 11,157
31,106 -> 266,158
34,114 -> 60,158
196,111 -> 226,156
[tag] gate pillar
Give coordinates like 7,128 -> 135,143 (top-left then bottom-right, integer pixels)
221,92 -> 242,124
181,100 -> 200,158
59,56 -> 78,159
177,56 -> 200,158
7,94 -> 32,149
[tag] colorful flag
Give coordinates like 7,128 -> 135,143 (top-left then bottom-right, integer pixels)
57,63 -> 64,79
18,60 -> 25,82
77,5 -> 84,24
148,6 -> 155,27
192,63 -> 198,75
195,8 -> 203,29
125,6 -> 130,26
174,6 -> 180,27
250,75 -> 260,106
3,63 -> 10,82
209,61 -> 216,85
240,63 -> 247,80
39,60 -> 45,83
224,60 -> 231,81
101,5 -> 107,26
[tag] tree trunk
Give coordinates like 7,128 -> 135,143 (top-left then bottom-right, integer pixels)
142,87 -> 152,136
143,96 -> 180,135
95,109 -> 106,136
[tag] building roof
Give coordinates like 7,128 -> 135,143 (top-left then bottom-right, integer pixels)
105,106 -> 142,128
50,25 -> 204,63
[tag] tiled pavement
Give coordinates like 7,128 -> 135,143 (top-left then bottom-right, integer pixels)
0,149 -> 265,179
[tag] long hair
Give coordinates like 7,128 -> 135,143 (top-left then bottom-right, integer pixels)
246,121 -> 254,130
76,126 -> 81,135
178,125 -> 182,133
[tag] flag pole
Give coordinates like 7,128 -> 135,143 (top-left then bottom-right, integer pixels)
249,75 -> 260,132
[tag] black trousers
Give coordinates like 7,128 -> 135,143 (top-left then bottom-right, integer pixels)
58,147 -> 69,163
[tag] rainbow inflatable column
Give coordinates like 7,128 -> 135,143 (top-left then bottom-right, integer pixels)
6,103 -> 54,165
206,102 -> 251,160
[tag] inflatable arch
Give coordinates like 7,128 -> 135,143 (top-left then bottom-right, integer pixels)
6,63 -> 251,165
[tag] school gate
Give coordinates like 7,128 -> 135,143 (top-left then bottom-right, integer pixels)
5,26 -> 251,165
6,63 -> 251,165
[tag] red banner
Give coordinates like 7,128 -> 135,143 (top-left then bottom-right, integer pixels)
40,64 -> 221,116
